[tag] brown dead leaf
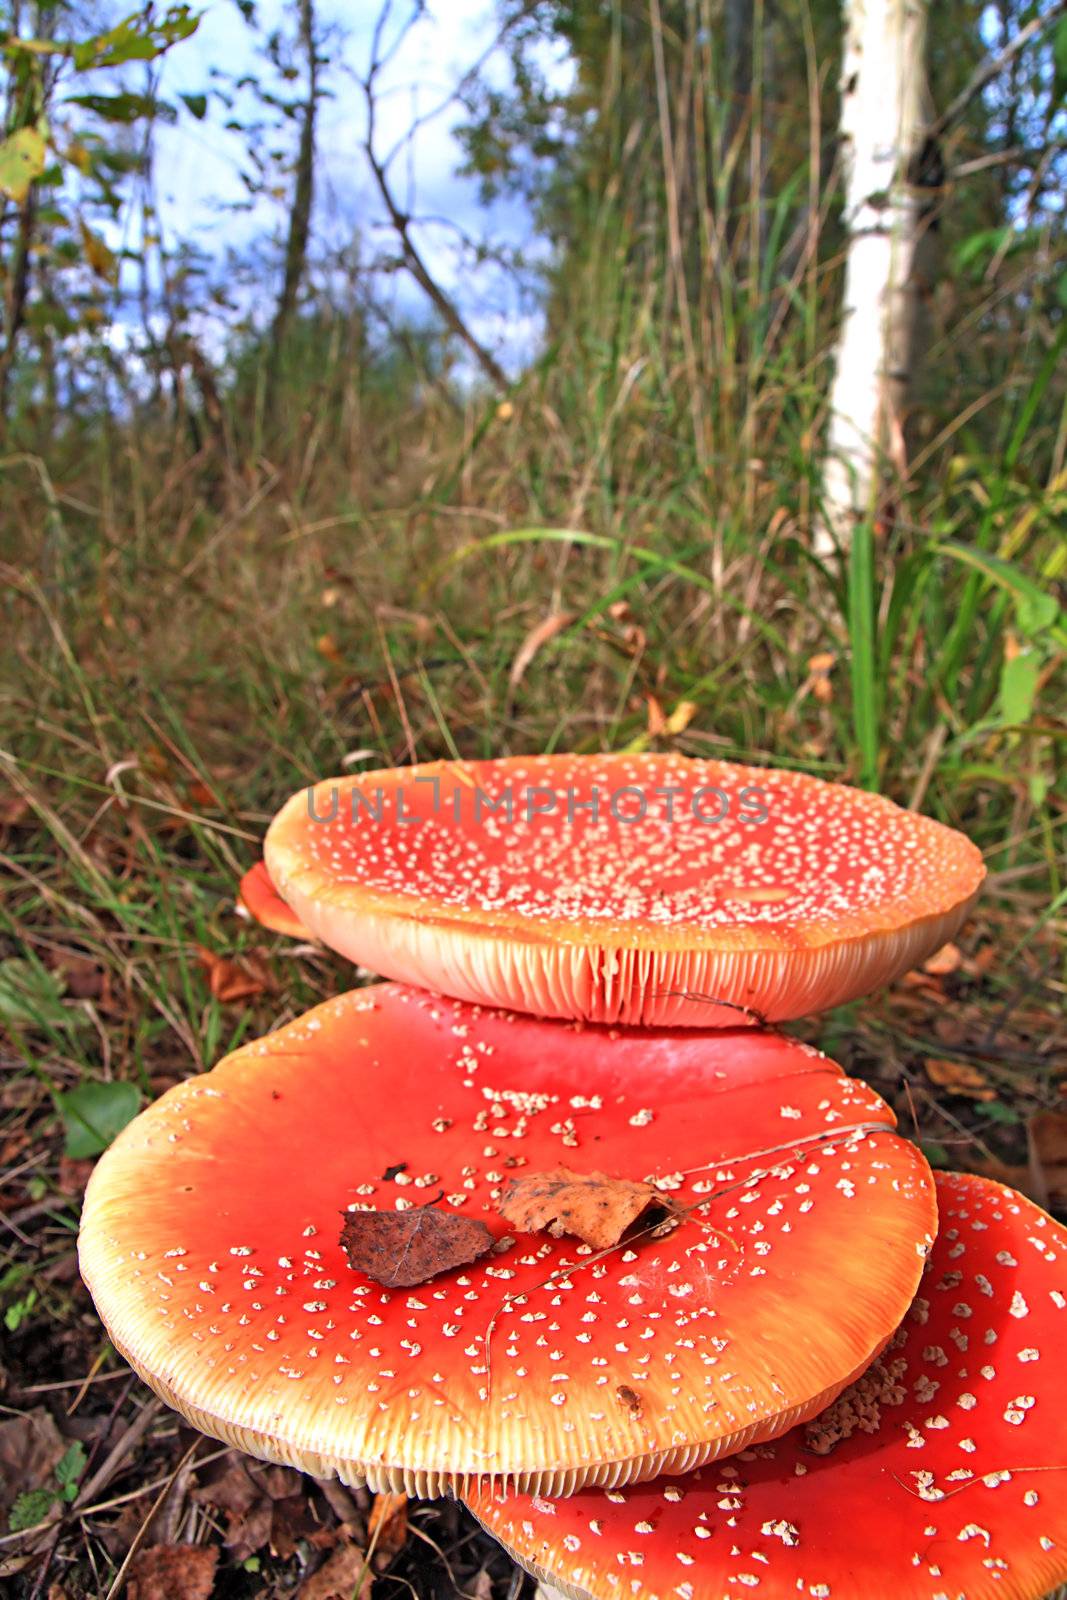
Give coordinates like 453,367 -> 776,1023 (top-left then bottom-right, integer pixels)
52,956 -> 110,1004
806,652 -> 836,705
57,1156 -> 95,1196
191,1455 -> 267,1560
508,611 -> 573,700
1028,1110 -> 1067,1211
498,1166 -> 677,1251
0,795 -> 30,829
195,946 -> 272,1005
191,1454 -> 305,1561
664,699 -> 697,736
316,632 -> 344,665
923,942 -> 963,977
340,1202 -> 494,1287
367,1492 -> 407,1564
924,1059 -> 995,1101
0,1408 -> 65,1523
185,779 -> 220,810
270,1492 -> 318,1559
299,1542 -> 373,1600
127,1545 -> 218,1600
645,694 -> 666,737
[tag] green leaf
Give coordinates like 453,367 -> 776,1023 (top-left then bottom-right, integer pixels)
937,542 -> 1067,647
180,92 -> 208,119
4,1287 -> 38,1332
975,1100 -> 1022,1126
65,91 -> 175,124
0,959 -> 88,1033
998,650 -> 1041,725
8,1488 -> 56,1533
0,123 -> 48,202
73,8 -> 200,71
56,1080 -> 140,1158
55,1442 -> 87,1500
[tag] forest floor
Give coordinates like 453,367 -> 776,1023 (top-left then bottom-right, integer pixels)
1,421 -> 1065,1597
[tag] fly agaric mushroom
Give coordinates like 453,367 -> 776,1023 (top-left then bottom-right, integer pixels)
237,860 -> 312,940
467,1170 -> 1067,1600
79,983 -> 935,1495
262,754 -> 983,1026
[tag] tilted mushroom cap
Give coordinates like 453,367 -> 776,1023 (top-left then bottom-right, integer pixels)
237,860 -> 312,940
467,1171 -> 1067,1600
263,754 -> 983,1026
79,983 -> 935,1495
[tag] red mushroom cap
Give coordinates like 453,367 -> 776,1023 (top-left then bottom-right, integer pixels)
237,860 -> 312,940
263,754 -> 983,1025
467,1171 -> 1067,1600
79,984 -> 935,1495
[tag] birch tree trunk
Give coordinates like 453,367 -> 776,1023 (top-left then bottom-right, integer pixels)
816,0 -> 930,556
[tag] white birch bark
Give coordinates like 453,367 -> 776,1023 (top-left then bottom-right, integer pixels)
816,0 -> 930,556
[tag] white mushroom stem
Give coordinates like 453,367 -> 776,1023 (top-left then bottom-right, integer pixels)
535,1586 -> 570,1600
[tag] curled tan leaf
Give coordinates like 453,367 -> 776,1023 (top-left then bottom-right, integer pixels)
498,1166 -> 677,1251
508,611 -> 573,697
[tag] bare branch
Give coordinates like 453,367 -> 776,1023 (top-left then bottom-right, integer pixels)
360,0 -> 509,389
927,2 -> 1067,145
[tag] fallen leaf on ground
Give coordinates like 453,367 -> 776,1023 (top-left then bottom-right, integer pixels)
664,698 -> 697,735
508,611 -> 573,700
316,632 -> 344,665
923,942 -> 963,977
0,793 -> 30,829
195,945 -> 273,1004
185,779 -> 220,810
56,1156 -> 96,1196
367,1492 -> 408,1563
299,1541 -> 373,1600
498,1166 -> 678,1251
340,1202 -> 495,1287
191,1453 -> 303,1561
0,1408 -> 65,1522
806,651 -> 836,704
51,955 -> 110,1003
1028,1109 -> 1067,1211
924,1058 -> 995,1101
127,1544 -> 218,1600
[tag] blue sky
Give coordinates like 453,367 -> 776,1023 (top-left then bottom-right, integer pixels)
151,0 -> 570,373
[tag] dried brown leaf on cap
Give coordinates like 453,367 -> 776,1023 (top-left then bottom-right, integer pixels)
498,1165 -> 678,1251
339,1198 -> 494,1287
